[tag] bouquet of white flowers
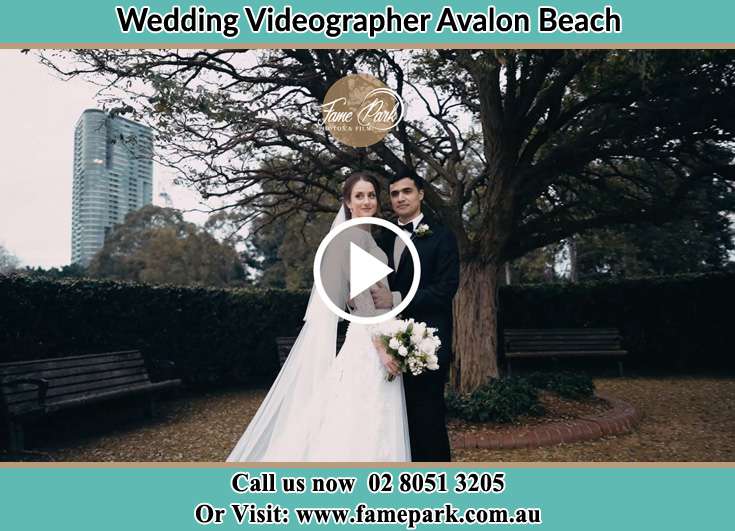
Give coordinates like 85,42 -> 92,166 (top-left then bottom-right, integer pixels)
372,318 -> 441,381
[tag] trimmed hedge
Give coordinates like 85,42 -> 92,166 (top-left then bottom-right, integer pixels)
0,275 -> 309,387
499,272 -> 735,372
1,272 -> 732,390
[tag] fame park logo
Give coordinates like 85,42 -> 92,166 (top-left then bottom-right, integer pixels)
319,73 -> 405,147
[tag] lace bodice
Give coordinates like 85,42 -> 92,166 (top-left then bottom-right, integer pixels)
319,226 -> 390,319
350,235 -> 390,318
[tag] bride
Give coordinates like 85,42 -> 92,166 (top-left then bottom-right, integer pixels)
227,172 -> 411,461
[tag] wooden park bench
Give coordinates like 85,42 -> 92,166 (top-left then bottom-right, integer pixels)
0,350 -> 181,452
276,336 -> 346,367
503,328 -> 627,377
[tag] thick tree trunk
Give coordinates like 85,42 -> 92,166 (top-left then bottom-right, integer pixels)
450,260 -> 501,394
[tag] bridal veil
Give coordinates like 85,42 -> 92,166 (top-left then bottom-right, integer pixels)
226,206 -> 349,461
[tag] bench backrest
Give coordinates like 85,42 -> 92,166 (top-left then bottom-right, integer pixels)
276,336 -> 347,366
0,350 -> 151,415
504,328 -> 623,352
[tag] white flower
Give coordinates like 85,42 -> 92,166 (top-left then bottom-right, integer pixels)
373,318 -> 443,377
419,337 -> 436,355
414,223 -> 432,237
412,322 -> 427,340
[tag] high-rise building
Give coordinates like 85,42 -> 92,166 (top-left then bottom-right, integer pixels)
71,109 -> 153,265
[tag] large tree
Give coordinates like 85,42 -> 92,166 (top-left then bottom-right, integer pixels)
0,244 -> 21,274
88,204 -> 248,287
508,177 -> 735,282
204,205 -> 335,289
17,263 -> 88,279
40,49 -> 735,392
573,179 -> 735,278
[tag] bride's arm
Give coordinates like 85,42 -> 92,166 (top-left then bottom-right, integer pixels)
320,231 -> 352,311
372,336 -> 399,376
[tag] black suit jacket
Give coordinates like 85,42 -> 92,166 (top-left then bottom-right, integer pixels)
378,213 -> 460,377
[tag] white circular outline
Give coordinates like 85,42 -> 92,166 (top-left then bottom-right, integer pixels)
313,216 -> 421,324
358,87 -> 406,132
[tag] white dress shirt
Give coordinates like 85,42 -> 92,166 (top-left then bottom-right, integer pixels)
392,212 -> 424,306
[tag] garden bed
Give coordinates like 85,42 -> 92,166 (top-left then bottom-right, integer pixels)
448,390 -> 611,437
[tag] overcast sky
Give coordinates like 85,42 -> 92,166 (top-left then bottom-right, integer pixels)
0,50 -> 208,268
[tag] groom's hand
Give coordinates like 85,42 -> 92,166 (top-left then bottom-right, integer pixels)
370,284 -> 393,309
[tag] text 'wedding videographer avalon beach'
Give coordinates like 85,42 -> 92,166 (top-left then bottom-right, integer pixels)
114,5 -> 622,40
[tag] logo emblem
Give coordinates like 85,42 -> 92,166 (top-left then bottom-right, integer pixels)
319,74 -> 405,147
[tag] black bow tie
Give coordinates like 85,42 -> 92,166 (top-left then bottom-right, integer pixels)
399,223 -> 414,233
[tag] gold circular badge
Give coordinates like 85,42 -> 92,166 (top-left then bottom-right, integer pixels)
320,73 -> 404,148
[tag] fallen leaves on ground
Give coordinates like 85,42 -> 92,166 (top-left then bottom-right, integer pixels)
448,391 -> 611,437
3,376 -> 733,462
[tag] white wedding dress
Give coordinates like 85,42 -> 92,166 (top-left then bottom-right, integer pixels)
227,217 -> 411,462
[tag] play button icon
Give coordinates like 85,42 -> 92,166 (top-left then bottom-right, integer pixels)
349,242 -> 394,300
313,216 -> 421,325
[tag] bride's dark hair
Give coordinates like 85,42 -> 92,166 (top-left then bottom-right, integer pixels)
342,171 -> 382,220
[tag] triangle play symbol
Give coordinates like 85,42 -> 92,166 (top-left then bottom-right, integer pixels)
349,242 -> 393,300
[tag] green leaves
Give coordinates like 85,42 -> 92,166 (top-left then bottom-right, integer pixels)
500,272 -> 735,372
446,371 -> 594,423
446,377 -> 543,423
86,205 -> 249,288
0,276 -> 309,389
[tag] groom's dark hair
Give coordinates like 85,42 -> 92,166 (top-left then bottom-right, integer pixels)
389,168 -> 425,190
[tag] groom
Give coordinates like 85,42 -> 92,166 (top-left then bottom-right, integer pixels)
372,170 -> 460,462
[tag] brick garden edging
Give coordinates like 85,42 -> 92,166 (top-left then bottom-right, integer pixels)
450,392 -> 641,450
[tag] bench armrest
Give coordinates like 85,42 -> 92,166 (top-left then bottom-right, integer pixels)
0,377 -> 50,405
